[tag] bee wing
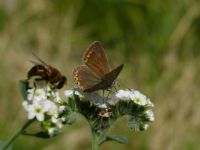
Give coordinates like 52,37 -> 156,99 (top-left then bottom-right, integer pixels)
30,53 -> 53,74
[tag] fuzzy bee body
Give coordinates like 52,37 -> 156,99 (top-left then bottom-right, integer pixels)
28,55 -> 66,89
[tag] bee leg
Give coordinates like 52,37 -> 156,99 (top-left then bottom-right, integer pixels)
29,81 -> 38,101
113,85 -> 117,92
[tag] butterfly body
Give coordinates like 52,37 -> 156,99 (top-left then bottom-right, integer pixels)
73,41 -> 123,92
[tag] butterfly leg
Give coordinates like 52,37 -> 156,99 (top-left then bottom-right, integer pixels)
102,89 -> 105,97
106,88 -> 114,98
102,89 -> 107,103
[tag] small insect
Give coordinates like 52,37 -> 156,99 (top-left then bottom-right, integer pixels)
28,54 -> 66,89
98,107 -> 113,118
73,41 -> 124,92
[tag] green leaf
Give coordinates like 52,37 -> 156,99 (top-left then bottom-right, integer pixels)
68,97 -> 77,111
0,140 -> 12,150
34,131 -> 51,139
64,111 -> 76,125
23,131 -> 51,139
100,135 -> 128,145
19,80 -> 29,100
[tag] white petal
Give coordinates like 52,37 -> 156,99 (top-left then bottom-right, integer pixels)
59,106 -> 65,112
115,89 -> 133,100
36,113 -> 44,121
56,122 -> 63,128
146,110 -> 155,121
48,128 -> 58,137
27,89 -> 35,101
97,103 -> 108,109
133,90 -> 147,106
64,90 -> 83,98
27,112 -> 35,119
143,124 -> 149,130
74,91 -> 83,97
146,98 -> 154,107
64,90 -> 73,97
22,101 -> 29,111
42,100 -> 53,112
51,116 -> 59,123
32,88 -> 47,101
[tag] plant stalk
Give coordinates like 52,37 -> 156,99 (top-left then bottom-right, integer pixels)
2,119 -> 34,150
91,131 -> 99,150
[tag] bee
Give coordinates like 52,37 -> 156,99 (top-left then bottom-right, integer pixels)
27,54 -> 66,89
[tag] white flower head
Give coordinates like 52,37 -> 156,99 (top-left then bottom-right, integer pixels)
64,90 -> 83,98
54,93 -> 64,104
48,127 -> 58,137
115,89 -> 133,100
112,89 -> 153,107
22,100 -> 47,121
146,98 -> 154,107
132,90 -> 147,106
27,88 -> 47,101
97,103 -> 108,109
59,105 -> 66,112
43,100 -> 58,116
145,110 -> 155,122
51,116 -> 63,128
22,101 -> 30,112
61,117 -> 66,122
143,124 -> 149,131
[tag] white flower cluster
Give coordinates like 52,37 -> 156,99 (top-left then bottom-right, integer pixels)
64,89 -> 83,98
110,89 -> 155,130
109,89 -> 154,107
64,88 -> 155,131
22,87 -> 66,136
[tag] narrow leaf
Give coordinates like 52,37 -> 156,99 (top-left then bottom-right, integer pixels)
22,131 -> 51,139
19,80 -> 29,100
34,132 -> 51,139
100,135 -> 128,145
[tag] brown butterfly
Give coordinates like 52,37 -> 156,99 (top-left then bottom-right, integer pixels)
28,54 -> 66,89
73,41 -> 124,92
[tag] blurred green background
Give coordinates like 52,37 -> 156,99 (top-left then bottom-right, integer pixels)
0,0 -> 200,149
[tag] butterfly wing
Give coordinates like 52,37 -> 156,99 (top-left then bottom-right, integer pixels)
102,64 -> 124,84
83,41 -> 110,77
73,65 -> 102,91
83,64 -> 124,92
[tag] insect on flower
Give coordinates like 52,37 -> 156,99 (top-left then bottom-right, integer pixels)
73,41 -> 124,92
98,107 -> 112,118
27,54 -> 66,89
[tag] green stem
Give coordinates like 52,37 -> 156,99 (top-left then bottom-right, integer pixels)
2,119 -> 34,150
91,131 -> 99,150
91,127 -> 110,150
